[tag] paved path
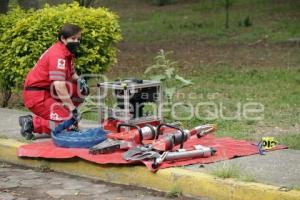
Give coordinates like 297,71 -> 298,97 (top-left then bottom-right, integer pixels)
187,149 -> 300,187
0,163 -> 198,200
0,108 -> 299,189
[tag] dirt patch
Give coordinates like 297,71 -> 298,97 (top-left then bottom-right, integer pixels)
107,40 -> 300,78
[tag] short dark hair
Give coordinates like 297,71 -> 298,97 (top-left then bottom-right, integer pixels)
58,23 -> 81,41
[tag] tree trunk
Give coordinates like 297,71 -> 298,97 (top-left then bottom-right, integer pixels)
1,88 -> 12,107
76,0 -> 94,7
17,0 -> 40,10
0,0 -> 9,14
225,0 -> 229,29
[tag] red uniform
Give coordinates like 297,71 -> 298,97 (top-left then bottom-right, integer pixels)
23,41 -> 83,134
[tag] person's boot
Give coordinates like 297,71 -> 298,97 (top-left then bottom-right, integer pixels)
18,115 -> 34,140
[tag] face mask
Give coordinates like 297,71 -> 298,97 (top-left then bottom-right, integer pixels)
66,41 -> 80,56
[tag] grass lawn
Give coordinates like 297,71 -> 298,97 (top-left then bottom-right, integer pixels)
97,0 -> 300,44
174,66 -> 300,142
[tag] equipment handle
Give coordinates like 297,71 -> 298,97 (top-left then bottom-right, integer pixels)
117,123 -> 144,144
156,123 -> 185,149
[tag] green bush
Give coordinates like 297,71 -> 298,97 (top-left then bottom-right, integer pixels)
0,3 -> 122,107
0,7 -> 29,107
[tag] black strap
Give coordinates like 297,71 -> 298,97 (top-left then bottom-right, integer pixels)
25,86 -> 49,91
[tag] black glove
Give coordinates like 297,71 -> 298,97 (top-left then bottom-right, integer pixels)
78,78 -> 89,96
71,108 -> 81,122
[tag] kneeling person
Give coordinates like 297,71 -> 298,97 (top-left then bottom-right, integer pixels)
19,23 -> 89,139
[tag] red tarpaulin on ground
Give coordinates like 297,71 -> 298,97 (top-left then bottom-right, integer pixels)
17,135 -> 287,171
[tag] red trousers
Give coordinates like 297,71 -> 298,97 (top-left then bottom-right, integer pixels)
23,83 -> 84,134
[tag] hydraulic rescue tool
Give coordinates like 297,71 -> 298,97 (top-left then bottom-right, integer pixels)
119,124 -> 217,169
89,123 -> 216,154
123,145 -> 216,169
89,79 -> 218,167
89,124 -> 157,154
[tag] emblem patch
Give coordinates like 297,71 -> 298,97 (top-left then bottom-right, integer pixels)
57,59 -> 65,69
50,112 -> 62,121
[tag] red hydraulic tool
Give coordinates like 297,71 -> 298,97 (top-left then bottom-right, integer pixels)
123,144 -> 217,169
89,123 -> 216,154
91,79 -> 218,167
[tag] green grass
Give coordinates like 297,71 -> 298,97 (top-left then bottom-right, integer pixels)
277,134 -> 300,150
35,161 -> 52,172
288,185 -> 300,191
100,0 -> 300,43
0,162 -> 12,168
81,112 -> 98,121
0,134 -> 8,139
238,175 -> 256,182
211,163 -> 241,179
17,137 -> 33,143
211,163 -> 256,182
166,185 -> 183,198
170,67 -> 300,143
8,0 -> 300,44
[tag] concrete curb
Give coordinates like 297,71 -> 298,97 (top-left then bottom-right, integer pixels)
0,138 -> 299,200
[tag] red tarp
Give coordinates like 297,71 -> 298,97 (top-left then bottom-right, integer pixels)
17,135 -> 287,171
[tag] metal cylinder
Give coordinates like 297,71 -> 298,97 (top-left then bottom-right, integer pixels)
171,130 -> 189,145
140,126 -> 156,140
165,147 -> 215,161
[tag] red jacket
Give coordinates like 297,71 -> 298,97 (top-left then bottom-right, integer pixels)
25,41 -> 75,89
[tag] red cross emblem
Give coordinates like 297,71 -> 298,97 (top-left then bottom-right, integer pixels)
57,59 -> 65,69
